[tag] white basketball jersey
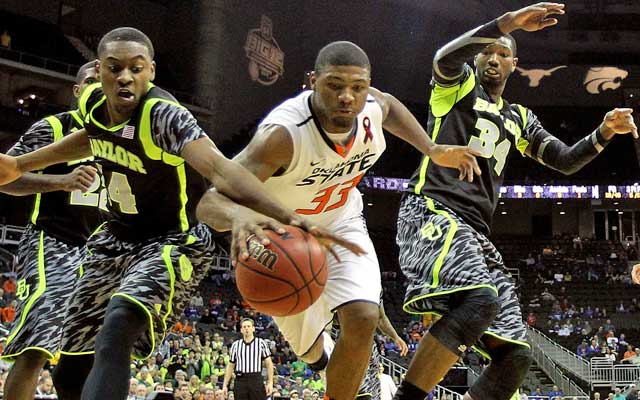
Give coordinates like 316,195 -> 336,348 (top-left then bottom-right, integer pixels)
261,91 -> 386,228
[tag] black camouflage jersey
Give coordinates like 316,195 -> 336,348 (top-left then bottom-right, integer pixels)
8,110 -> 104,245
407,20 -> 611,235
78,83 -> 208,242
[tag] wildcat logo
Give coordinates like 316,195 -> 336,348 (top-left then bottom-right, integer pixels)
516,65 -> 567,87
584,67 -> 628,94
245,15 -> 284,86
248,239 -> 278,270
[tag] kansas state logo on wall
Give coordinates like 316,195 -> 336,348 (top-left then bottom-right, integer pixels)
584,67 -> 628,94
244,15 -> 285,86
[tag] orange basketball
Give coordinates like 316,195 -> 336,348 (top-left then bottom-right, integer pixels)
236,226 -> 328,317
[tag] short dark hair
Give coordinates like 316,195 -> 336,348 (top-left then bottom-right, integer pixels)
314,41 -> 370,74
241,318 -> 254,326
76,61 -> 96,82
97,27 -> 154,59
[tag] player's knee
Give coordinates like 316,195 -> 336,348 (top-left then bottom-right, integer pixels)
95,298 -> 147,357
338,302 -> 379,339
430,288 -> 499,353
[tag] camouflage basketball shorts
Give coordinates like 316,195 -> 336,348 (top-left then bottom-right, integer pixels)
2,225 -> 83,361
396,194 -> 528,351
60,222 -> 216,359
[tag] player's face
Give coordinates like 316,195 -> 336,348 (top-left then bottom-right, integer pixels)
99,41 -> 155,118
475,38 -> 517,89
73,66 -> 99,99
311,65 -> 371,132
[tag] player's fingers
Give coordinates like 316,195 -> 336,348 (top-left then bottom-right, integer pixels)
539,18 -> 558,28
263,219 -> 285,235
466,165 -> 474,183
236,230 -> 251,261
458,168 -> 466,182
312,228 -> 366,255
250,225 -> 271,245
318,238 -> 341,262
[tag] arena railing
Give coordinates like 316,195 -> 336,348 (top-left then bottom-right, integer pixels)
0,48 -> 215,110
530,336 -> 590,398
590,357 -> 640,389
0,225 -> 25,246
380,356 -> 464,400
528,326 -> 591,380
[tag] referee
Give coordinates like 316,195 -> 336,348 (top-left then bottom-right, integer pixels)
223,318 -> 274,400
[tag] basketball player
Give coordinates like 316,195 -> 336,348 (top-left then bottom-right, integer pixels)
394,3 -> 637,400
0,28 -> 354,400
0,61 -> 103,400
196,41 -> 481,400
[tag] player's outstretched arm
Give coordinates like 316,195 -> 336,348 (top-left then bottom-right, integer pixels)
0,165 -> 97,196
377,303 -> 408,357
0,129 -> 92,186
433,3 -> 564,86
371,87 -> 481,182
523,108 -> 637,175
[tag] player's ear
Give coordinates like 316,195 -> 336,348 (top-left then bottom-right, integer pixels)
150,61 -> 156,82
473,54 -> 478,67
309,71 -> 317,90
512,57 -> 518,72
73,84 -> 81,98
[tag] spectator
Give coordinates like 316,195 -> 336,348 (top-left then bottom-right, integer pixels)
200,308 -> 215,324
614,388 -> 625,400
2,277 -> 16,295
530,387 -> 545,399
191,292 -> 204,308
291,376 -> 306,394
291,359 -> 307,379
527,313 -> 537,327
0,30 -> 10,49
379,364 -> 397,400
135,383 -> 148,399
2,300 -> 16,323
35,376 -> 54,395
627,385 -> 638,400
577,341 -> 589,357
176,382 -> 192,400
548,385 -> 563,400
136,366 -> 154,386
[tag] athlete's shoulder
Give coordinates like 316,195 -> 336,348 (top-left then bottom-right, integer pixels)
262,91 -> 312,128
78,82 -> 104,118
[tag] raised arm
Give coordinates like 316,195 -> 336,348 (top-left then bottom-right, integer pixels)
434,2 -> 565,85
522,107 -> 637,175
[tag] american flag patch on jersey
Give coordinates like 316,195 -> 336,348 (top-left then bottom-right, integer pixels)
121,125 -> 135,139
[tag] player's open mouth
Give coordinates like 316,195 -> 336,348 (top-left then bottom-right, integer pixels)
485,68 -> 500,78
118,90 -> 135,102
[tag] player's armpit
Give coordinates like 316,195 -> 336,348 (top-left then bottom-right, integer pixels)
233,124 -> 293,182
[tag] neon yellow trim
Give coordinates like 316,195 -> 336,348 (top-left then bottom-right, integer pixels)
402,284 -> 498,315
186,234 -> 197,245
424,197 -> 458,288
111,292 -> 155,360
0,346 -> 55,362
69,109 -> 85,127
356,393 -> 373,397
139,98 -> 186,166
139,97 -> 190,231
160,245 -> 176,333
60,350 -> 95,356
89,97 -> 130,132
5,232 -> 47,349
44,116 -> 64,142
78,82 -> 101,119
430,72 -> 476,117
497,97 -> 504,110
413,118 -> 442,195
177,165 -> 189,232
515,104 -> 530,155
482,331 -> 530,348
30,173 -> 43,224
78,264 -> 84,278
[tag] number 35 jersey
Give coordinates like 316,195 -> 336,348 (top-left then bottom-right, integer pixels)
261,91 -> 386,228
8,110 -> 105,246
407,65 -> 547,235
79,83 -> 207,242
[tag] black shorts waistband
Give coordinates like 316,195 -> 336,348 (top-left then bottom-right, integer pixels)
235,372 -> 262,378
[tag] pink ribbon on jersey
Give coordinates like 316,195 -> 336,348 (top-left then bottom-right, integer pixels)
363,117 -> 373,143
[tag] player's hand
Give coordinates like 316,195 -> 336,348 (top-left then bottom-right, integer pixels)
231,209 -> 286,267
394,336 -> 409,357
0,153 -> 21,186
499,3 -> 565,33
632,264 -> 640,285
289,216 -> 367,261
429,145 -> 482,183
222,385 -> 228,398
59,165 -> 98,192
266,382 -> 273,396
601,108 -> 638,139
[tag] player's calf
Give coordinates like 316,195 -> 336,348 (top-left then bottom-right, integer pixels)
468,344 -> 533,400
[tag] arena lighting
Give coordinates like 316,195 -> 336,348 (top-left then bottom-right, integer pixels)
359,176 -> 640,199
501,211 -> 507,215
560,211 -> 566,215
557,201 -> 563,205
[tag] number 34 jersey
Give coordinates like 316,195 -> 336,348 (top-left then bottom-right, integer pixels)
8,110 -> 105,246
407,65 -> 547,235
262,91 -> 386,228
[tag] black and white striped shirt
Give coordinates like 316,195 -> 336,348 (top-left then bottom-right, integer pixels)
229,337 -> 271,374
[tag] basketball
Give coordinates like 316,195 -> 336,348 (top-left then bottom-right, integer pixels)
235,226 -> 328,317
